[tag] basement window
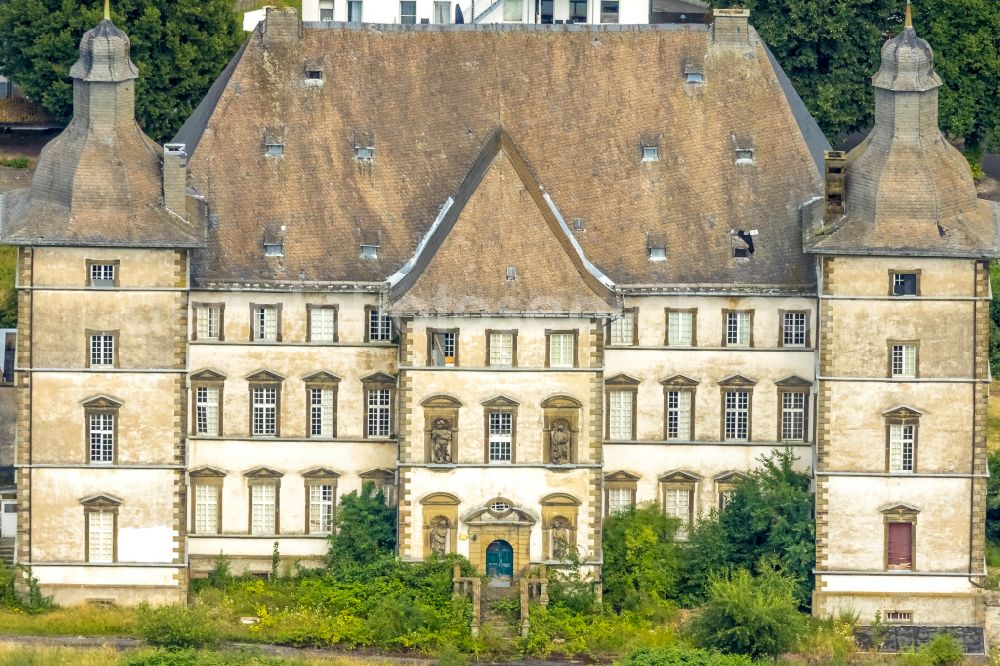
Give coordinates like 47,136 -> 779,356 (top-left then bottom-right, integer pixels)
360,244 -> 378,260
265,143 -> 284,157
354,146 -> 374,161
884,610 -> 913,624
641,145 -> 659,162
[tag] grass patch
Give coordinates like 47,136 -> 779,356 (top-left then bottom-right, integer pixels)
0,644 -> 388,665
0,157 -> 29,169
0,605 -> 138,636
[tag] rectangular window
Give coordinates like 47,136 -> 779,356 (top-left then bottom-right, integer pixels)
548,332 -> 575,368
251,386 -> 277,436
87,510 -> 114,562
433,1 -> 450,23
892,272 -> 918,296
400,0 -> 416,22
368,308 -> 393,341
367,389 -> 391,437
488,332 -> 514,367
610,311 -> 636,346
725,311 -> 751,346
310,387 -> 335,437
319,0 -> 334,20
569,0 -> 587,22
607,487 -> 632,514
252,306 -> 278,342
348,0 -> 363,21
309,484 -> 334,534
723,390 -> 749,441
429,331 -> 457,367
89,413 -> 114,464
195,386 -> 220,436
781,392 -> 805,441
196,305 -> 222,341
503,0 -> 523,21
308,306 -> 337,342
667,310 -> 694,346
488,412 -> 513,463
885,611 -> 913,623
889,424 -> 915,473
887,522 -> 913,570
608,390 -> 633,440
600,0 -> 618,22
194,484 -> 219,534
891,344 -> 917,378
666,390 -> 692,440
88,263 -> 116,288
89,334 -> 114,367
250,484 -> 276,535
782,312 -> 807,347
663,488 -> 691,534
719,489 -> 736,510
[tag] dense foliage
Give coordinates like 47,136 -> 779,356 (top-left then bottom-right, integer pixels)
615,645 -> 754,666
326,481 -> 397,572
710,0 -> 1000,151
136,603 -> 221,648
989,450 -> 1000,545
602,504 -> 682,613
0,0 -> 243,143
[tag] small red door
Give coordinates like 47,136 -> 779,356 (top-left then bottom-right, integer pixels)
887,522 -> 913,570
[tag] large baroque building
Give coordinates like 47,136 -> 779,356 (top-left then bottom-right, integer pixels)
0,3 -> 997,637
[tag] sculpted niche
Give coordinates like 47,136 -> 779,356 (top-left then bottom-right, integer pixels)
430,418 -> 453,464
549,419 -> 571,464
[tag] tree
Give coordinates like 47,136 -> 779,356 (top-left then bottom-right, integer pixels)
0,0 -> 243,143
711,0 -> 1000,151
327,481 -> 397,571
602,504 -> 682,613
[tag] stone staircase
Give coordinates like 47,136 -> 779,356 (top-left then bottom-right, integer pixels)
480,584 -> 519,638
0,540 -> 14,567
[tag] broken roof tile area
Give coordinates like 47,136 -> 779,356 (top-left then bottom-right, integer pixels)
389,132 -> 614,315
182,18 -> 824,289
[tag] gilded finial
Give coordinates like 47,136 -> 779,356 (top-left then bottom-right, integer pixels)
904,0 -> 912,29
103,0 -> 110,20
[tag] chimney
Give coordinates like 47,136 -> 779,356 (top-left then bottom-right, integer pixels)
823,150 -> 847,221
712,8 -> 751,47
263,7 -> 301,46
163,143 -> 187,218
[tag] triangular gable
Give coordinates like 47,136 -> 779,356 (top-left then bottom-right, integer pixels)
244,369 -> 285,383
605,470 -> 641,482
302,370 -> 341,384
388,130 -> 615,316
658,470 -> 701,483
81,395 -> 123,409
190,368 -> 227,382
881,503 -> 920,516
302,467 -> 340,479
660,374 -> 699,387
360,468 -> 395,481
244,467 -> 283,479
605,373 -> 641,387
882,405 -> 924,419
775,375 -> 812,388
189,466 -> 227,478
482,395 -> 520,408
361,372 -> 396,386
80,493 -> 123,507
714,470 -> 747,483
718,374 -> 758,387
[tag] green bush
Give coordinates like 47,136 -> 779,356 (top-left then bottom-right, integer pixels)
137,603 -> 221,648
0,157 -> 29,169
120,648 -> 296,665
326,481 -> 397,573
687,566 -> 806,659
919,633 -> 964,666
615,645 -> 754,666
602,503 -> 681,613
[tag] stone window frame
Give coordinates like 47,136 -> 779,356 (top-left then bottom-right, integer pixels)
245,467 -> 283,535
361,372 -> 397,439
658,471 -> 699,538
545,329 -> 579,369
364,305 -> 394,342
420,492 -> 460,557
426,327 -> 460,367
721,309 -> 754,347
190,369 -> 226,437
83,396 -> 122,465
540,493 -> 581,561
485,329 -> 518,368
81,494 -> 121,563
607,308 -> 639,347
604,470 -> 639,517
718,375 -> 756,442
85,259 -> 120,288
303,371 -> 340,439
888,269 -> 922,297
303,468 -> 340,535
189,466 -> 225,535
884,406 -> 922,474
422,395 -> 461,464
605,374 -> 639,441
482,395 -> 519,464
361,468 -> 397,506
246,370 -> 284,438
191,302 -> 226,342
541,395 -> 582,464
85,329 -> 120,369
778,309 -> 811,348
714,470 -> 746,511
887,340 -> 920,379
882,504 -> 919,571
660,374 -> 698,441
249,303 -> 283,342
776,376 -> 811,443
664,307 -> 698,347
306,304 -> 339,343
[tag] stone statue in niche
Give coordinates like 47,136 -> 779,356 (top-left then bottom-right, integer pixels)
430,418 -> 453,464
551,516 -> 572,560
429,515 -> 450,555
549,419 -> 571,465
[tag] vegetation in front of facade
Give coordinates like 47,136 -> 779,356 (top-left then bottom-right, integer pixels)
0,450 -> 978,663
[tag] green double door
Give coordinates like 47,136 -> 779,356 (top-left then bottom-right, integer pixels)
485,540 -> 513,579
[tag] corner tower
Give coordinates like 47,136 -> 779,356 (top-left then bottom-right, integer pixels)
807,2 -> 999,639
0,8 -> 203,604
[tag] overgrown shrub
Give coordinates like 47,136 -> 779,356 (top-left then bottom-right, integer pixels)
0,157 -> 29,169
615,645 -> 754,666
120,648 -> 295,666
137,603 -> 221,648
207,552 -> 232,590
326,481 -> 396,573
602,503 -> 681,613
687,565 -> 806,659
794,617 -> 858,664
919,633 -> 964,666
524,604 -> 676,658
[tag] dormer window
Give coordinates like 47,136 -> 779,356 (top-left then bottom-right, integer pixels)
264,242 -> 284,257
685,71 -> 705,84
572,218 -> 585,231
306,70 -> 322,80
648,246 -> 666,261
360,244 -> 378,259
735,148 -> 754,163
641,145 -> 659,162
265,143 -> 284,157
506,266 -> 517,281
355,146 -> 374,161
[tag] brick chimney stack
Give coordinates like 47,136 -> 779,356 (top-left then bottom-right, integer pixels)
163,143 -> 187,218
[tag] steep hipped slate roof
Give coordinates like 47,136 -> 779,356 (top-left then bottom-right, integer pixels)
180,12 -> 824,289
389,131 -> 615,315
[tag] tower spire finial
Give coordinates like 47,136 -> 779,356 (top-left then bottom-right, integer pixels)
103,0 -> 110,20
904,0 -> 912,29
